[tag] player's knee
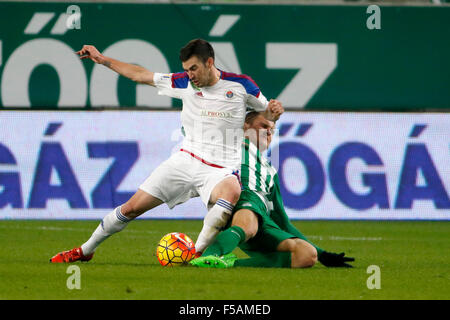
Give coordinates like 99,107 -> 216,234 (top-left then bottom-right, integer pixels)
305,246 -> 318,268
223,177 -> 241,204
291,239 -> 318,268
233,220 -> 257,240
232,209 -> 258,241
229,182 -> 242,204
242,222 -> 258,240
210,177 -> 241,205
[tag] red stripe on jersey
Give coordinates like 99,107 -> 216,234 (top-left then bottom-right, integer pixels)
180,149 -> 225,169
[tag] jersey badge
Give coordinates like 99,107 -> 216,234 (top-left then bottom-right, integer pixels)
225,90 -> 234,99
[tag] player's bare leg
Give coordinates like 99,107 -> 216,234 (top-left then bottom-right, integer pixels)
120,189 -> 164,219
194,176 -> 241,255
50,189 -> 163,263
230,209 -> 259,241
208,176 -> 242,206
277,238 -> 318,268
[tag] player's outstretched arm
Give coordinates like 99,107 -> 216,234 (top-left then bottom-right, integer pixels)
76,45 -> 155,86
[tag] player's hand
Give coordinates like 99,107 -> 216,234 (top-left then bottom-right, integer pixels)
267,99 -> 284,121
318,251 -> 355,268
76,45 -> 106,64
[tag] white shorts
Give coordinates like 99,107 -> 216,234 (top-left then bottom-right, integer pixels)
139,150 -> 239,209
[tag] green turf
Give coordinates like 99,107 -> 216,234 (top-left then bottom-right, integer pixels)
0,220 -> 448,300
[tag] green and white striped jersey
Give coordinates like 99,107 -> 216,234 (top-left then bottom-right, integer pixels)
238,139 -> 325,256
240,138 -> 278,196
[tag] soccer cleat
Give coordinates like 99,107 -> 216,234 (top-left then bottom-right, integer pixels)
49,247 -> 94,263
189,254 -> 236,268
189,255 -> 226,268
221,253 -> 237,264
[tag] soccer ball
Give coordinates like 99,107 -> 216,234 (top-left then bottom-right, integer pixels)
156,232 -> 196,267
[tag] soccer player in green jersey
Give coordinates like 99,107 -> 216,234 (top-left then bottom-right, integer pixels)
190,111 -> 355,268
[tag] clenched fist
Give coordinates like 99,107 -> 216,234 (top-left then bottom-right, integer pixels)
267,99 -> 284,121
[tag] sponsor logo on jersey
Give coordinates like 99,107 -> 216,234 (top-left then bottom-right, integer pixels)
200,110 -> 232,118
196,91 -> 204,97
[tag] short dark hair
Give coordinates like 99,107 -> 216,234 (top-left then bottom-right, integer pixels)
245,111 -> 261,125
179,39 -> 215,63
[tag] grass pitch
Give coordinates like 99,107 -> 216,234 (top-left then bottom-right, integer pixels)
0,219 -> 448,300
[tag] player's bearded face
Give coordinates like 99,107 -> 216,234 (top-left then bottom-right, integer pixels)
182,56 -> 213,87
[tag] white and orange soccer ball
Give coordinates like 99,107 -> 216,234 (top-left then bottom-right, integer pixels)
156,232 -> 196,267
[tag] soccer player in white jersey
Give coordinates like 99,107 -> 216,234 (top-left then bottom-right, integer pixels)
50,39 -> 284,263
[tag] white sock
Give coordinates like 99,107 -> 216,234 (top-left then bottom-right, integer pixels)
81,206 -> 131,255
195,199 -> 234,254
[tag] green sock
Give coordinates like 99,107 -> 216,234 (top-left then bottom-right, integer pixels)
234,252 -> 292,268
203,226 -> 246,257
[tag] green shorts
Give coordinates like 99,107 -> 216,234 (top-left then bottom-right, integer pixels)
233,189 -> 296,254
